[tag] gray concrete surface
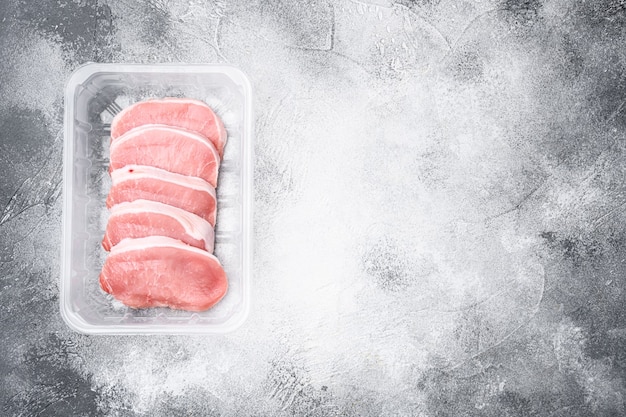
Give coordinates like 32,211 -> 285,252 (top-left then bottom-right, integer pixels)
1,0 -> 626,415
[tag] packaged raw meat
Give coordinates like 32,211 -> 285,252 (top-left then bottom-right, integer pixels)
62,63 -> 252,334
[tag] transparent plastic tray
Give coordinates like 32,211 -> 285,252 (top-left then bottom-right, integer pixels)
61,63 -> 253,334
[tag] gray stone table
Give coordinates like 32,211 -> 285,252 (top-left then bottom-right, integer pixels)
1,0 -> 626,415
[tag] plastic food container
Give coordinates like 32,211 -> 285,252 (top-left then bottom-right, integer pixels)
61,63 -> 253,334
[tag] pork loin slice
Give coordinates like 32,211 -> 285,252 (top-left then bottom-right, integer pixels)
109,125 -> 220,187
99,236 -> 228,311
102,199 -> 215,252
107,165 -> 217,226
110,98 -> 228,158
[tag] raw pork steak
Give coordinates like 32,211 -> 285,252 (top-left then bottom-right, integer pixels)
107,165 -> 217,226
109,125 -> 220,187
102,199 -> 215,252
100,236 -> 228,311
110,98 -> 228,158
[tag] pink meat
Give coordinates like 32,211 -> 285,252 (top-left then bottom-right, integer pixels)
111,98 -> 228,158
102,200 -> 214,252
106,165 -> 217,226
109,125 -> 220,187
99,236 -> 228,311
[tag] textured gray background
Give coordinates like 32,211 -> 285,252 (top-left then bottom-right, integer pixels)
1,0 -> 626,415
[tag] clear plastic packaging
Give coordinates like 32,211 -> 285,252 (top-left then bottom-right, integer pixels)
61,63 -> 253,334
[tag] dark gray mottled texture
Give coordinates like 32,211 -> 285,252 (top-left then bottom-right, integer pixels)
1,0 -> 626,415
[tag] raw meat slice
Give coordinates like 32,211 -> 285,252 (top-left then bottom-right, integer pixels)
99,236 -> 228,311
111,98 -> 228,158
102,199 -> 214,252
109,125 -> 220,187
106,165 -> 217,226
